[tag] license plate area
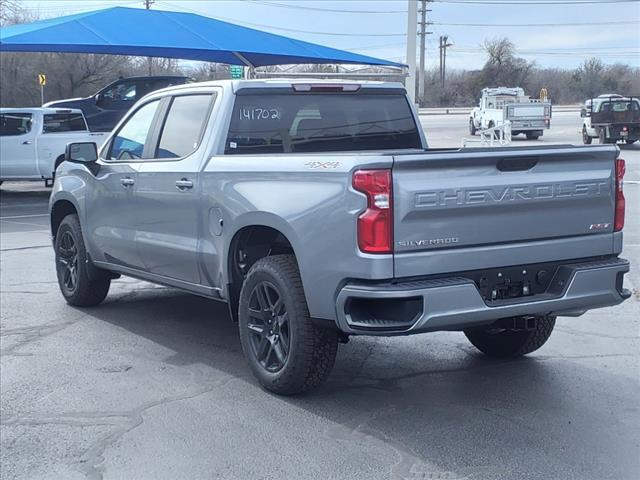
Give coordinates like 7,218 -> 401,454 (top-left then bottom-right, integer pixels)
468,262 -> 560,303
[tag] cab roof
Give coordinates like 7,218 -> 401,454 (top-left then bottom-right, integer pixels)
145,78 -> 406,97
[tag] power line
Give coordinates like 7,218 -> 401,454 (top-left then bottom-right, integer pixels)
247,1 -> 406,14
433,0 -> 639,4
159,2 -> 637,36
158,1 -> 407,36
434,20 -> 639,26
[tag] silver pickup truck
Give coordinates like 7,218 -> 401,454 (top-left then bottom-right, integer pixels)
50,80 -> 630,395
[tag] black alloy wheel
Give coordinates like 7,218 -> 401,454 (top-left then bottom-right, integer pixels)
238,254 -> 339,395
54,214 -> 111,306
57,230 -> 79,295
246,281 -> 291,372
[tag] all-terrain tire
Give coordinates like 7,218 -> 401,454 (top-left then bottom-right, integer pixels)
55,214 -> 111,307
238,255 -> 338,395
598,129 -> 614,144
464,315 -> 556,358
469,119 -> 477,135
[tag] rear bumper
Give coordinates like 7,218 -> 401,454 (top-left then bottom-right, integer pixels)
509,120 -> 549,130
335,257 -> 630,336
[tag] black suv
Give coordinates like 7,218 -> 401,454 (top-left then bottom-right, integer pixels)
44,75 -> 191,132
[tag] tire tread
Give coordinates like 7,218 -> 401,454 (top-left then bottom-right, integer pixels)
55,214 -> 111,307
239,255 -> 338,395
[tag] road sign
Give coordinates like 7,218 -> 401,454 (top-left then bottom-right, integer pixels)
230,65 -> 244,79
38,74 -> 46,86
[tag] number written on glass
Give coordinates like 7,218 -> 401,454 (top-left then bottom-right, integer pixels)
239,107 -> 281,121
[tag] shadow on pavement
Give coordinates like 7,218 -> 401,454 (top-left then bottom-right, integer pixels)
82,286 -> 639,480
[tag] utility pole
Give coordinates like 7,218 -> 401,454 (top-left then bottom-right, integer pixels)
417,0 -> 432,105
144,0 -> 154,75
405,0 -> 418,105
438,35 -> 453,88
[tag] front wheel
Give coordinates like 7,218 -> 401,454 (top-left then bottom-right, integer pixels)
55,214 -> 111,306
464,315 -> 556,357
469,119 -> 477,135
582,127 -> 592,144
238,255 -> 338,395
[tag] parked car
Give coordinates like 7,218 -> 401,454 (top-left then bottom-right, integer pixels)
0,108 -> 106,187
470,87 -> 551,139
581,94 -> 640,144
43,75 -> 191,132
50,79 -> 630,395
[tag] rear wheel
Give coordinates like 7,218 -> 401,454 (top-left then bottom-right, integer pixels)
469,119 -> 477,135
526,131 -> 540,140
464,315 -> 556,357
582,126 -> 592,144
598,129 -> 615,144
238,255 -> 338,395
55,214 -> 111,306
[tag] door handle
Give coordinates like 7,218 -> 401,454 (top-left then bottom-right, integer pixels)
120,177 -> 135,187
22,140 -> 33,145
175,178 -> 194,190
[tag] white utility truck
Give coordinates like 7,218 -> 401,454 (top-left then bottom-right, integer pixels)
469,87 -> 551,140
0,108 -> 106,187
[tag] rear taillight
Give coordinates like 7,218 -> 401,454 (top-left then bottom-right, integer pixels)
353,169 -> 393,254
615,158 -> 625,232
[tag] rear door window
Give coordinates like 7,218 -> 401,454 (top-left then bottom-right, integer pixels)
42,113 -> 87,133
0,113 -> 32,136
225,91 -> 421,154
155,94 -> 213,159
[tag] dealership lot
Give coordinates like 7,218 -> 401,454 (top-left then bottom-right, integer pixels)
1,113 -> 639,480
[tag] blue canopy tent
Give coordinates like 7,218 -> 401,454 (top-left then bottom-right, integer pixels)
0,6 -> 404,69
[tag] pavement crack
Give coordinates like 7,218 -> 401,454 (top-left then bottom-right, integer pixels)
0,315 -> 87,356
77,375 -> 239,480
0,244 -> 50,252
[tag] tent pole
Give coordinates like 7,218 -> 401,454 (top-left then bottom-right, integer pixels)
233,52 -> 256,79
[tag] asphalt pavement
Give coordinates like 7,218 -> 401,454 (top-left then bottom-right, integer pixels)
1,112 -> 639,480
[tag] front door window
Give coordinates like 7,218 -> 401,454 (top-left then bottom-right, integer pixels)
108,100 -> 160,160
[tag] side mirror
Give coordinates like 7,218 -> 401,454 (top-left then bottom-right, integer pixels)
66,142 -> 98,163
95,93 -> 103,105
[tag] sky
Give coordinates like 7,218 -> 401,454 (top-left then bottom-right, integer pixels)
18,0 -> 640,70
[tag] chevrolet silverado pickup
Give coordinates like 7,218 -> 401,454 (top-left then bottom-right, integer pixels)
49,80 -> 630,395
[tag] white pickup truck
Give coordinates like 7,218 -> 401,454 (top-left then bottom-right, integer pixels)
0,108 -> 106,187
469,87 -> 551,140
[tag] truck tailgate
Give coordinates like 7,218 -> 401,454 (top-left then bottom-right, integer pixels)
392,145 -> 618,278
511,104 -> 545,117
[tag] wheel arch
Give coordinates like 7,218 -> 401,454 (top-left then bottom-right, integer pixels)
224,215 -> 302,321
50,197 -> 79,239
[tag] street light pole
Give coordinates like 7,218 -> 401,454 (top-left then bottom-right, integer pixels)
417,0 -> 432,105
405,0 -> 418,105
144,0 -> 154,75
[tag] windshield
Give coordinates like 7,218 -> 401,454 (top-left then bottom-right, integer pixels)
596,99 -> 640,113
225,91 -> 421,154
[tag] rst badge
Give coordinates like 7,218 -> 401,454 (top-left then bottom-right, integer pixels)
589,223 -> 611,231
